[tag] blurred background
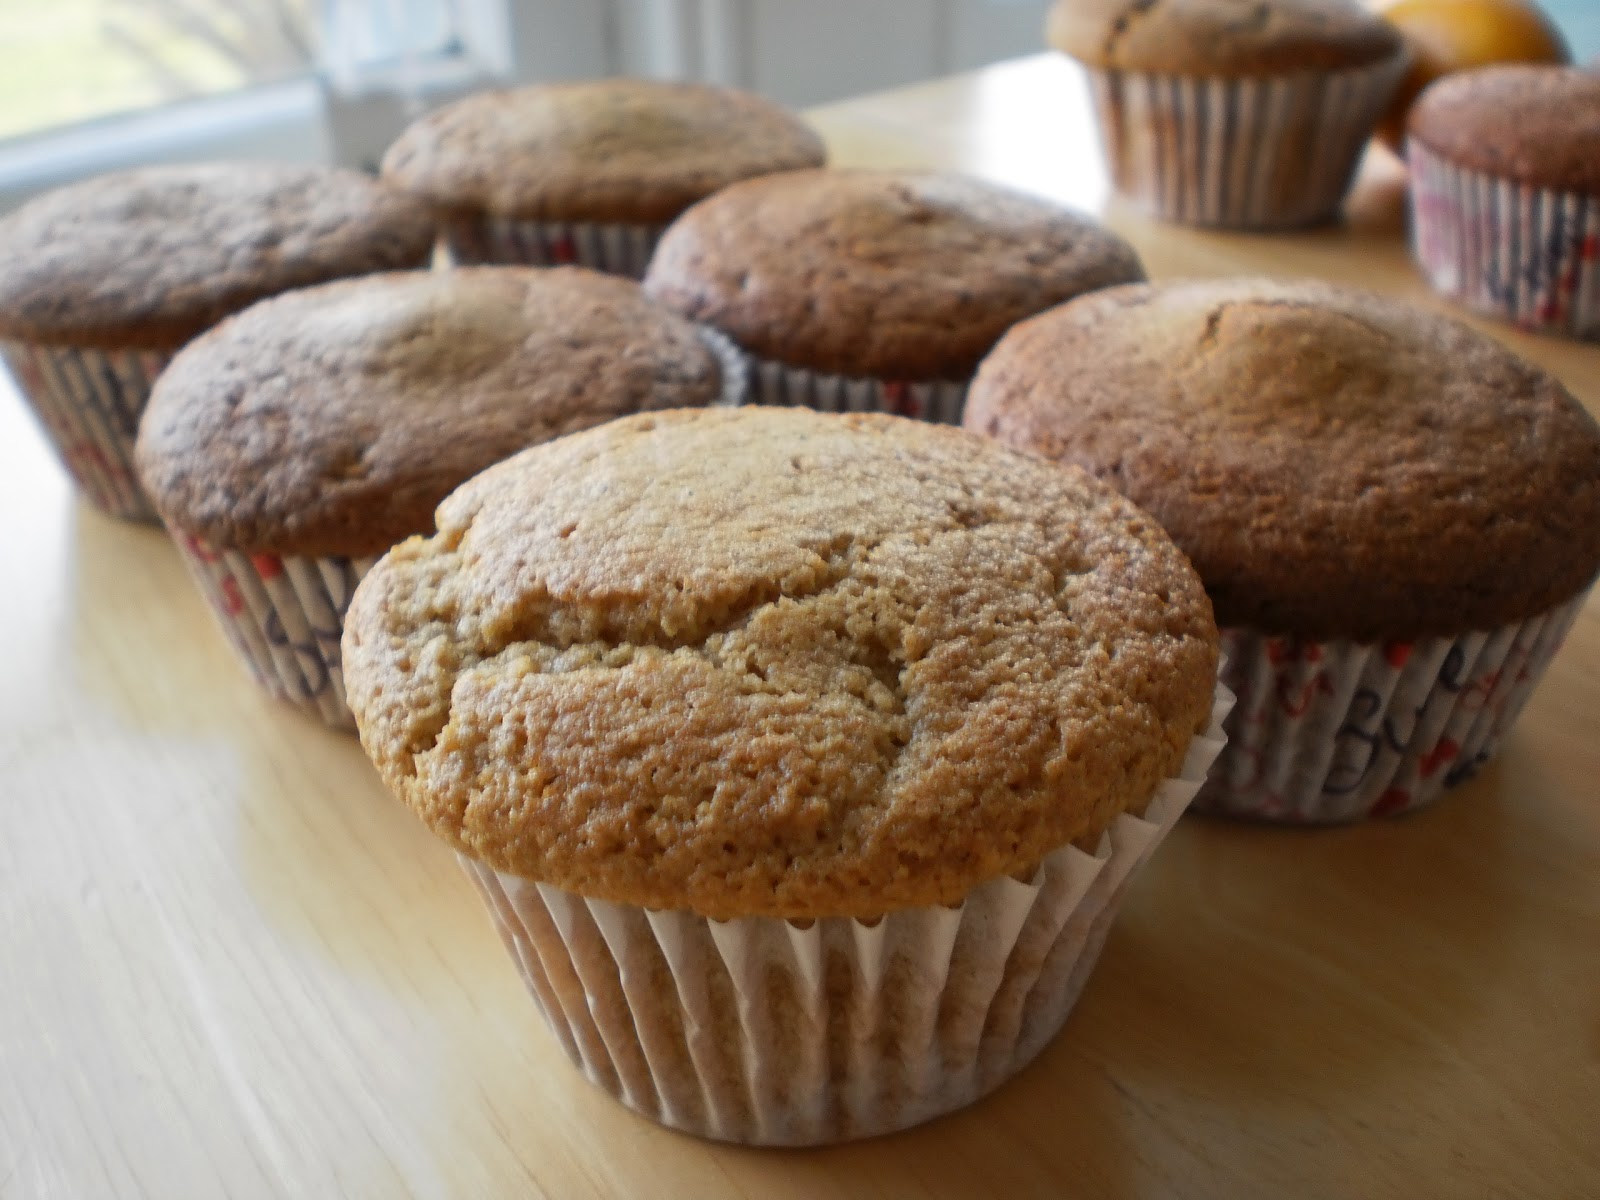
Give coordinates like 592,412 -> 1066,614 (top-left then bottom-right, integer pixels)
0,0 -> 1596,212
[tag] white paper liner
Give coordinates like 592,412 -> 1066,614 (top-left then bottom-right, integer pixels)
1,339 -> 169,520
747,355 -> 969,426
1198,592 -> 1586,823
1409,142 -> 1600,342
696,326 -> 749,408
1083,54 -> 1408,229
440,215 -> 665,279
172,533 -> 375,730
461,684 -> 1232,1145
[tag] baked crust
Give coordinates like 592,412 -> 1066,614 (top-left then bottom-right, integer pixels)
644,169 -> 1145,380
965,277 -> 1600,639
342,407 -> 1219,919
0,163 -> 435,349
137,267 -> 725,557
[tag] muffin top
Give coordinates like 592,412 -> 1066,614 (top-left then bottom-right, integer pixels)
381,79 -> 826,224
0,163 -> 435,350
136,267 -> 729,558
965,277 -> 1600,640
643,169 -> 1146,380
1407,65 -> 1600,193
342,407 -> 1218,920
1047,0 -> 1406,75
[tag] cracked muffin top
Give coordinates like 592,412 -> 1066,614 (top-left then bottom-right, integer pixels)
0,163 -> 435,350
342,406 -> 1219,920
964,277 -> 1600,641
1046,0 -> 1405,76
643,168 -> 1146,381
136,267 -> 730,558
381,79 -> 826,225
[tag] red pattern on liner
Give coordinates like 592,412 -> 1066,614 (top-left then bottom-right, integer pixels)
250,553 -> 284,580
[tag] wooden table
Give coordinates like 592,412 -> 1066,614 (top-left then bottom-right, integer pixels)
3,54 -> 1597,1200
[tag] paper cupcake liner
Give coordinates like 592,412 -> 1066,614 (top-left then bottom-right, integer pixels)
1198,592 -> 1587,823
1084,54 -> 1408,229
1,339 -> 169,521
747,356 -> 969,425
440,216 -> 664,279
173,533 -> 375,730
1409,142 -> 1600,342
696,327 -> 749,408
460,685 -> 1231,1145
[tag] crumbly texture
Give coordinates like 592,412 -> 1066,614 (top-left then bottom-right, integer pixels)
0,163 -> 435,350
136,267 -> 725,558
1047,0 -> 1405,75
381,80 -> 826,225
1408,65 -> 1600,194
965,277 -> 1600,640
342,407 -> 1218,920
643,169 -> 1146,381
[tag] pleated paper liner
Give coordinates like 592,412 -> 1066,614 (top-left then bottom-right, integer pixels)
173,534 -> 376,731
748,355 -> 969,425
440,216 -> 663,279
1409,142 -> 1600,343
1198,591 -> 1587,823
1083,53 -> 1408,229
461,685 -> 1232,1146
696,327 -> 750,408
2,340 -> 170,521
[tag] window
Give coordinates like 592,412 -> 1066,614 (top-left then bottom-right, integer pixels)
0,0 -> 316,142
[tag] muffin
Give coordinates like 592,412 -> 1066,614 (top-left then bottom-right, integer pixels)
342,406 -> 1226,1143
1369,0 -> 1571,152
381,79 -> 826,277
0,163 -> 435,521
136,266 -> 741,730
966,277 -> 1600,822
644,168 -> 1146,424
1408,65 -> 1600,341
1047,0 -> 1410,228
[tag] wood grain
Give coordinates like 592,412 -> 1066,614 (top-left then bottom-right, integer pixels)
2,53 -> 1597,1199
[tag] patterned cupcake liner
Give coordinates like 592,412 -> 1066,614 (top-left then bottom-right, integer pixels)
1408,142 -> 1600,342
747,355 -> 969,425
1083,54 -> 1408,229
460,686 -> 1231,1145
440,216 -> 664,279
1198,591 -> 1587,823
173,533 -> 375,731
2,339 -> 170,521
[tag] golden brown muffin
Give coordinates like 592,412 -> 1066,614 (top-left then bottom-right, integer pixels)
381,79 -> 825,226
1047,0 -> 1406,75
1407,64 -> 1600,193
0,163 -> 435,350
136,267 -> 729,558
965,277 -> 1600,641
342,406 -> 1219,920
643,168 -> 1146,381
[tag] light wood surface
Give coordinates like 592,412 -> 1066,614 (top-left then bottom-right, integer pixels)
3,53 -> 1598,1200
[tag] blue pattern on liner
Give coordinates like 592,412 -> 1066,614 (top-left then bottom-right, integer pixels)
1410,142 -> 1600,341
